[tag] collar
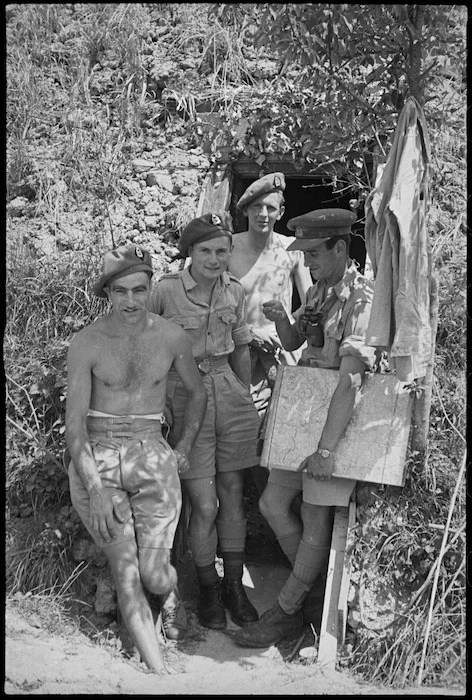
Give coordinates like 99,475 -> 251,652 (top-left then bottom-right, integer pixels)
181,266 -> 231,291
316,260 -> 359,304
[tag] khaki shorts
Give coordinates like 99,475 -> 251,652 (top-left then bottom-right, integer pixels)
69,417 -> 181,549
166,362 -> 260,479
268,468 -> 355,507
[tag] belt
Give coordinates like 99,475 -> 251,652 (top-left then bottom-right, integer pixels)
86,415 -> 164,439
195,355 -> 229,374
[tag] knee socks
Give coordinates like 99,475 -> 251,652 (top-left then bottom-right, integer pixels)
187,527 -> 219,586
278,540 -> 330,615
292,540 -> 330,588
276,528 -> 303,567
216,518 -> 247,580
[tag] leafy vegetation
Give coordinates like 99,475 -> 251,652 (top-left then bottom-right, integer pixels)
5,2 -> 466,689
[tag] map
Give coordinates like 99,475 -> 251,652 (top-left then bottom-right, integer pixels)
260,366 -> 413,486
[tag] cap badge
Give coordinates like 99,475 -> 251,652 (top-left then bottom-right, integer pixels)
211,213 -> 221,226
295,226 -> 304,238
274,175 -> 281,187
135,246 -> 144,258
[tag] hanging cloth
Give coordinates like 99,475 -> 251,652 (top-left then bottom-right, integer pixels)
364,96 -> 434,383
364,96 -> 438,451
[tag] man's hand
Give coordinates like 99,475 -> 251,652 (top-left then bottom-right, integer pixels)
262,299 -> 288,324
296,451 -> 335,481
173,443 -> 191,474
250,326 -> 280,354
89,487 -> 126,544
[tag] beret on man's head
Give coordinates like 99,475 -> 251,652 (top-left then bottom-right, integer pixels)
178,211 -> 233,258
237,172 -> 286,211
286,208 -> 356,251
93,245 -> 153,298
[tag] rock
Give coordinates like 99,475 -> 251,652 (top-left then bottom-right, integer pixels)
146,171 -> 174,191
94,573 -> 117,614
144,215 -> 159,230
144,201 -> 163,217
119,180 -> 142,200
72,537 -> 99,562
131,158 -> 155,173
7,196 -> 28,216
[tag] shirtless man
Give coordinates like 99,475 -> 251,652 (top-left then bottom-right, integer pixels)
229,172 -> 312,489
65,245 -> 207,674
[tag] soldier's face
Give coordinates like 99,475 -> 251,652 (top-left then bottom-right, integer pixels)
189,237 -> 233,283
303,243 -> 340,282
106,272 -> 151,325
244,192 -> 284,235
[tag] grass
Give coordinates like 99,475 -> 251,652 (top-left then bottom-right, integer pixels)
5,2 -> 467,690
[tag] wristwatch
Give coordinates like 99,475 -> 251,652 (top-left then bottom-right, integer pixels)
317,448 -> 332,459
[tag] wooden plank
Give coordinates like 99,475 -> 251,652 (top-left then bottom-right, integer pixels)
337,500 -> 356,647
196,166 -> 233,216
318,505 -> 349,669
260,365 -> 413,486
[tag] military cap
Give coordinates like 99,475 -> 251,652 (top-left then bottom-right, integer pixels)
286,208 -> 356,251
179,211 -> 233,258
236,172 -> 286,211
93,244 -> 153,298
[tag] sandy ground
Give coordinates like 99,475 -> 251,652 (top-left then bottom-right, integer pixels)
4,561 -> 465,696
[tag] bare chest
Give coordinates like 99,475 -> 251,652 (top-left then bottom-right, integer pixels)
93,335 -> 167,389
230,236 -> 266,279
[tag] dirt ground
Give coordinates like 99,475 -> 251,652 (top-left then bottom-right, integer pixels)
4,477 -> 466,697
4,579 -> 465,697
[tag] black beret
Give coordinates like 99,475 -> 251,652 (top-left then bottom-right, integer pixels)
237,172 -> 286,210
93,245 -> 153,298
179,211 -> 233,257
286,208 -> 356,251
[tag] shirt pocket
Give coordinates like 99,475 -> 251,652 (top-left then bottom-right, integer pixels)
216,309 -> 237,345
171,314 -> 201,332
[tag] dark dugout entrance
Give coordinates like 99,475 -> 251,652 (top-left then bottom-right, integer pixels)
230,173 -> 366,271
228,171 -> 367,311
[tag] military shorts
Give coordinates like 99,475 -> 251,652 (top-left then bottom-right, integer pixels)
166,360 -> 260,479
69,416 -> 181,549
268,467 -> 355,507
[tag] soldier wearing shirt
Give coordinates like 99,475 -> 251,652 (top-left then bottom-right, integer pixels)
149,211 -> 260,632
233,208 -> 376,649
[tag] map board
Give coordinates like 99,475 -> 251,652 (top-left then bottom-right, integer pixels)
260,366 -> 413,486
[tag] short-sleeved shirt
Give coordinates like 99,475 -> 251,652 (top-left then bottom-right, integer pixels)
293,261 -> 376,370
149,268 -> 252,359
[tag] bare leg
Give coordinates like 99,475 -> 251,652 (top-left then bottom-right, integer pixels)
216,470 -> 245,522
183,476 -> 218,542
105,539 -> 167,674
259,481 -> 302,538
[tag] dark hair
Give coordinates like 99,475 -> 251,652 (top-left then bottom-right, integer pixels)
325,234 -> 351,251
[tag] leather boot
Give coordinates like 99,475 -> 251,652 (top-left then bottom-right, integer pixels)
159,587 -> 188,641
198,581 -> 227,630
221,578 -> 259,627
233,601 -> 303,648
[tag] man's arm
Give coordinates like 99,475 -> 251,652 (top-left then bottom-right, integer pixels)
293,254 -> 313,305
65,334 -> 125,543
297,354 -> 367,480
228,343 -> 251,389
262,299 -> 304,351
171,333 -> 207,472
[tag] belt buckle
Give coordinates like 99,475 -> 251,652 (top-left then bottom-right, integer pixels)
198,359 -> 210,373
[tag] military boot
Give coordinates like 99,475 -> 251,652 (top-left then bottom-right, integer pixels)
232,601 -> 303,648
221,578 -> 259,626
159,587 -> 188,641
198,580 -> 227,630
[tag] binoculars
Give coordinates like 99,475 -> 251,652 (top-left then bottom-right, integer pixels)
299,309 -> 325,347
